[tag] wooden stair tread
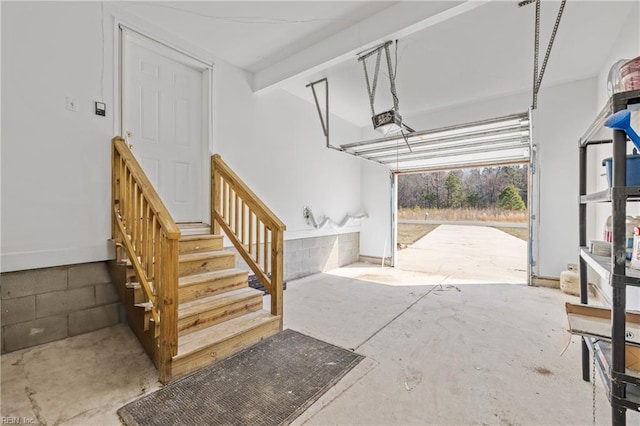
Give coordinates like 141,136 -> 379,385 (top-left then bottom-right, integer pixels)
178,287 -> 262,318
175,310 -> 278,358
179,251 -> 233,262
178,268 -> 246,287
179,234 -> 223,255
178,251 -> 236,277
178,223 -> 212,237
177,222 -> 209,229
179,234 -> 220,242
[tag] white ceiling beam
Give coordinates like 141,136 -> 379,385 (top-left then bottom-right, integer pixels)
252,0 -> 491,93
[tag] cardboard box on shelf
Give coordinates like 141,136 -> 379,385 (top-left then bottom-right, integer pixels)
566,302 -> 640,371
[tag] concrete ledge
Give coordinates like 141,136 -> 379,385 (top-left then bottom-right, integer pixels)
284,233 -> 360,281
1,296 -> 36,326
1,261 -> 125,353
226,232 -> 360,282
531,276 -> 560,289
533,276 -> 602,300
69,303 -> 123,336
68,262 -> 111,288
4,314 -> 68,353
358,255 -> 392,267
36,286 -> 95,318
1,267 -> 68,299
96,282 -> 120,305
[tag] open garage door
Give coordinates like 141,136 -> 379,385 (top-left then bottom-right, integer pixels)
340,112 -> 531,172
340,111 -> 534,282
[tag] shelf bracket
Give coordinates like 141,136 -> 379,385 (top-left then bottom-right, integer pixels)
611,370 -> 640,387
612,274 -> 640,288
611,274 -> 629,289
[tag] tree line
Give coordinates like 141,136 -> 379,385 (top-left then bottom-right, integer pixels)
398,166 -> 528,210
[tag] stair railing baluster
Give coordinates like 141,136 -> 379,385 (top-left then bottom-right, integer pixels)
210,154 -> 285,325
111,136 -> 180,384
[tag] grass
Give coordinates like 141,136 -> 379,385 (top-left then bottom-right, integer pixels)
397,223 -> 439,248
493,226 -> 528,241
398,207 -> 527,223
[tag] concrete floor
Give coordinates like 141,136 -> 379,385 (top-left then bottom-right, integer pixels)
4,262 -> 633,425
1,324 -> 161,425
284,268 -> 615,425
0,221 -> 631,426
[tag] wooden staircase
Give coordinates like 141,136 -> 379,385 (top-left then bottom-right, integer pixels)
173,229 -> 281,378
110,137 -> 285,383
112,228 -> 280,380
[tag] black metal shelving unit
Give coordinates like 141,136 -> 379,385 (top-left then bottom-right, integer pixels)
579,89 -> 640,425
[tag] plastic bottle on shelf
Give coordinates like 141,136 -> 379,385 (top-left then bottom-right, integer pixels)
604,215 -> 612,243
607,59 -> 629,96
631,226 -> 640,269
626,216 -> 637,261
602,216 -> 637,260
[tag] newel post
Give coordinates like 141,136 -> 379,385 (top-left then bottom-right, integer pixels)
157,236 -> 179,383
212,155 -> 221,235
271,227 -> 284,328
111,139 -> 122,242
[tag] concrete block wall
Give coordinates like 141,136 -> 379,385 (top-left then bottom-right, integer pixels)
226,232 -> 360,282
1,262 -> 124,353
284,233 -> 360,280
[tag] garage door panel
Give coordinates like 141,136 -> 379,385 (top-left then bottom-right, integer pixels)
341,112 -> 531,172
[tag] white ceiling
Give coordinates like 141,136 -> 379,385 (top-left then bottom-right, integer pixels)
280,0 -> 636,127
118,1 -> 636,128
118,1 -> 397,71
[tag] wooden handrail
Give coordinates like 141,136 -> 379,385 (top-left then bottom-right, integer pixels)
211,154 -> 286,320
113,137 -> 180,239
112,136 -> 179,383
211,155 -> 286,231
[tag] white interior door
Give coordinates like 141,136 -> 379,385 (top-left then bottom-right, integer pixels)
123,33 -> 203,222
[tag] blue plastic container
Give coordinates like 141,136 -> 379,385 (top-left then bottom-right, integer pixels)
602,155 -> 640,187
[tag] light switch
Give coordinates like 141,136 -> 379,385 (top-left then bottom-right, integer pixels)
95,102 -> 106,117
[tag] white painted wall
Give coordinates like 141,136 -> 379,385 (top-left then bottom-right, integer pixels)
534,78 -> 598,278
1,2 -> 364,272
595,2 -> 640,107
359,161 -> 392,260
212,73 -> 365,242
358,78 -> 599,279
589,3 -> 640,308
1,2 -> 115,272
592,2 -> 640,230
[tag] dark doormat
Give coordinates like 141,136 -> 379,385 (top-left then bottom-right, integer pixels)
118,329 -> 364,426
248,273 -> 287,294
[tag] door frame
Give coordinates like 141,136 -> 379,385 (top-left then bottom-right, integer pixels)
390,138 -> 535,285
113,18 -> 214,225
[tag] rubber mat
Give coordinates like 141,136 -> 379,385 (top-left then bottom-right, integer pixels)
118,329 -> 364,426
248,273 -> 287,294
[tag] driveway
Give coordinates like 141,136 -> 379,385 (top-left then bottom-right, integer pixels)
396,224 -> 528,284
399,219 -> 527,228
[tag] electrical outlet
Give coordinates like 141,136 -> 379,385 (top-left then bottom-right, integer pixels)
66,97 -> 78,112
